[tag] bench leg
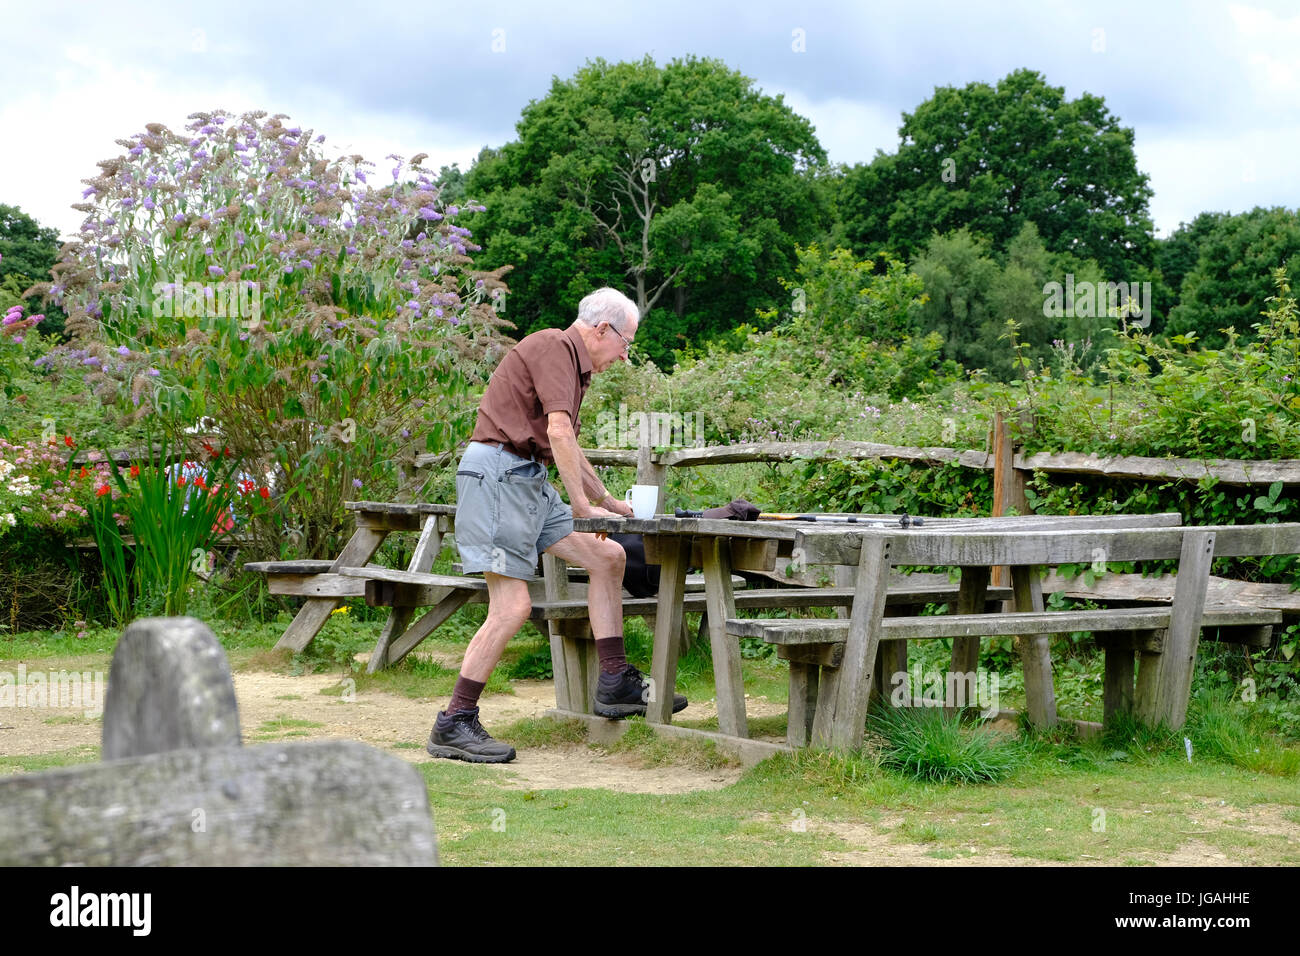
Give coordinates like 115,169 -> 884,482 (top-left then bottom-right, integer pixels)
816,536 -> 893,751
1103,647 -> 1135,726
1011,566 -> 1057,727
702,537 -> 747,738
948,565 -> 991,717
787,662 -> 818,747
275,528 -> 387,653
368,517 -> 443,673
1136,530 -> 1214,729
646,535 -> 690,725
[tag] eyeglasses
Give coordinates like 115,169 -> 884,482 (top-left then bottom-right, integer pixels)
609,323 -> 633,353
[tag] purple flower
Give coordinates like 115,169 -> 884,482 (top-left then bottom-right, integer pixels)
208,266 -> 224,277
284,264 -> 294,273
298,260 -> 312,271
143,198 -> 155,211
355,172 -> 367,184
205,246 -> 215,255
82,187 -> 97,198
83,357 -> 101,367
310,373 -> 319,383
417,206 -> 442,221
401,429 -> 410,438
129,145 -> 144,156
447,205 -> 459,216
1285,375 -> 1293,383
147,368 -> 160,376
173,213 -> 185,223
352,478 -> 363,489
345,245 -> 357,255
117,345 -> 130,356
144,173 -> 159,187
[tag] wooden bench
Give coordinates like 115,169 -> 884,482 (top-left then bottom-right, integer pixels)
727,604 -> 1283,745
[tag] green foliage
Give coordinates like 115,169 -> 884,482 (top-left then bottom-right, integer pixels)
0,203 -> 66,337
87,432 -> 252,625
463,55 -> 829,366
1166,207 -> 1300,348
840,68 -> 1155,279
35,109 -> 510,562
870,704 -> 1025,783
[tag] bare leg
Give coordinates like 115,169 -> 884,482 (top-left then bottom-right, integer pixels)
459,573 -> 534,683
544,531 -> 626,637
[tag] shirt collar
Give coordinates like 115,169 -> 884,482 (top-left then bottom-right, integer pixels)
564,324 -> 593,377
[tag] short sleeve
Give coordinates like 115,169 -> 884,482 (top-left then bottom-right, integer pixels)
527,334 -> 578,422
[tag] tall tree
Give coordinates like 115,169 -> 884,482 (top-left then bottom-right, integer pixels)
1166,206 -> 1300,348
841,69 -> 1156,281
463,55 -> 829,366
0,204 -> 66,336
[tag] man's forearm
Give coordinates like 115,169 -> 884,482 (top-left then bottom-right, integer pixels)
549,426 -> 595,510
577,453 -> 614,506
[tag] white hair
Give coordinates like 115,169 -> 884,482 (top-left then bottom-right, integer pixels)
576,287 -> 638,330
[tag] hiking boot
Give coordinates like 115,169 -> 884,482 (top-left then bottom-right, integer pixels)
594,665 -> 688,719
426,707 -> 516,763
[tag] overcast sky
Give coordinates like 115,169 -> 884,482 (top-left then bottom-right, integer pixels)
3,0 -> 1297,243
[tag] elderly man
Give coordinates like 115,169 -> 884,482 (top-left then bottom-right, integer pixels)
427,287 -> 687,763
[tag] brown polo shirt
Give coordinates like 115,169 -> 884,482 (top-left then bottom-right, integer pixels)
470,325 -> 592,466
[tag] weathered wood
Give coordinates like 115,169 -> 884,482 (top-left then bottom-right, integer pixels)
542,553 -> 575,712
368,515 -> 443,673
353,511 -> 428,532
730,537 -> 779,572
645,535 -> 690,725
775,644 -> 846,667
339,567 -> 488,589
1017,451 -> 1300,486
1011,566 -> 1057,727
950,566 -> 991,691
1043,570 -> 1300,613
702,536 -> 747,738
656,440 -> 993,469
0,740 -> 437,866
1093,629 -> 1167,654
818,536 -> 893,751
795,522 -> 1300,567
244,560 -> 338,575
274,527 -> 387,653
267,573 -> 369,597
383,589 -> 476,667
1103,647 -> 1136,726
1206,625 -> 1274,647
786,662 -> 818,747
1137,531 -> 1215,729
726,606 -> 1280,644
345,501 -> 458,516
102,617 -> 242,760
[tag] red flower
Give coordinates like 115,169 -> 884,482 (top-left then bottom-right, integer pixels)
178,476 -> 187,487
78,467 -> 87,478
195,475 -> 208,490
239,479 -> 254,494
223,446 -> 233,458
259,487 -> 270,499
129,464 -> 140,478
63,435 -> 74,448
211,514 -> 235,533
96,484 -> 110,497
203,441 -> 216,456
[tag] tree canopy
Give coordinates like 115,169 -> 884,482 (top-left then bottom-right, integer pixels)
462,55 -> 830,366
840,69 -> 1156,281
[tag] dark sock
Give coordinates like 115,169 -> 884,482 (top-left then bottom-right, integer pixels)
595,636 -> 628,675
446,675 -> 486,716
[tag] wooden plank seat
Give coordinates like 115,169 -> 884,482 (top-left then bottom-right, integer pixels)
727,604 -> 1282,746
246,560 -> 390,598
534,584 -> 1015,626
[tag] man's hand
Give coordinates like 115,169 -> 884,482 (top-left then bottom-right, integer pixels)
571,500 -> 623,540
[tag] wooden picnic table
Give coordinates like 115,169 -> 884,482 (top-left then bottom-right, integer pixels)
250,504 -> 1300,757
573,513 -> 1300,753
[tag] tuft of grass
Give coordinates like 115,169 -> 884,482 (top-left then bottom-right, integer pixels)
598,720 -> 741,771
253,714 -> 324,740
871,705 -> 1024,784
1186,688 -> 1300,777
497,717 -> 589,748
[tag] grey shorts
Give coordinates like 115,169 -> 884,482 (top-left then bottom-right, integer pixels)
454,441 -> 574,580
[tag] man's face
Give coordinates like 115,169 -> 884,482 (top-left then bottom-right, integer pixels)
593,311 -> 637,373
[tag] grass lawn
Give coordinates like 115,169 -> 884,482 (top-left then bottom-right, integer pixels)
3,601 -> 1297,866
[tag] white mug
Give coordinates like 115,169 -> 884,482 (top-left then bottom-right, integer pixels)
624,484 -> 658,519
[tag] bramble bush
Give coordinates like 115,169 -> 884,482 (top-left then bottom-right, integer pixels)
30,109 -> 513,561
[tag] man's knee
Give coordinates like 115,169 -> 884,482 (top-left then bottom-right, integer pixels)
592,537 -> 625,578
487,584 -> 533,629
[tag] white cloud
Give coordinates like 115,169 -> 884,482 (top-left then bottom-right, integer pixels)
764,87 -> 900,165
